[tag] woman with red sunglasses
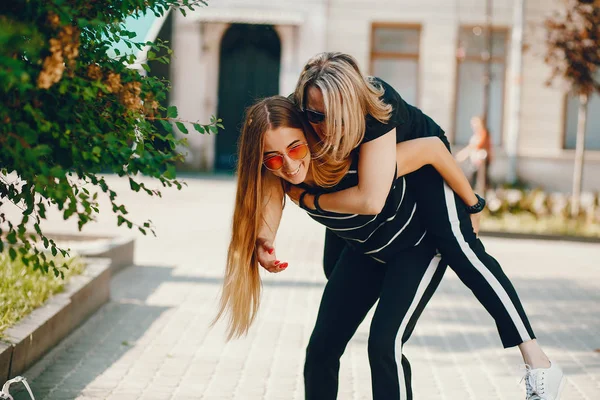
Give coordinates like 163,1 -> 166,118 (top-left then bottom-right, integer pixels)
285,52 -> 562,400
215,95 -> 510,399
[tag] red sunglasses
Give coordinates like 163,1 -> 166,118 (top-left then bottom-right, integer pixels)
263,142 -> 309,171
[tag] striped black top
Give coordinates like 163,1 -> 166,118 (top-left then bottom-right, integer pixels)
298,158 -> 426,263
295,77 -> 449,262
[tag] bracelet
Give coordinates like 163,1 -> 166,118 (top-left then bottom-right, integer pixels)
314,193 -> 325,213
465,193 -> 486,214
299,191 -> 309,210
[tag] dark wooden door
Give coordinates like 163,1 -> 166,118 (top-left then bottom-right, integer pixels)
215,24 -> 281,171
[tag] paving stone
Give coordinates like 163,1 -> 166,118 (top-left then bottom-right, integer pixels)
5,176 -> 598,400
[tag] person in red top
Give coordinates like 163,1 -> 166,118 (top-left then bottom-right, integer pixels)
457,116 -> 493,190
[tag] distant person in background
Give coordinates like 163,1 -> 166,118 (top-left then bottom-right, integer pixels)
457,116 -> 493,192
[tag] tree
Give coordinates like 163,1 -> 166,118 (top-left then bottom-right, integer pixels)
544,0 -> 600,217
0,1 -> 222,275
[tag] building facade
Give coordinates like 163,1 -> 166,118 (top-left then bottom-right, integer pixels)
168,0 -> 600,192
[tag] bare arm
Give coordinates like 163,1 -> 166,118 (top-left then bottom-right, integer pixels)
302,136 -> 478,213
310,129 -> 397,215
256,173 -> 288,272
395,136 -> 478,206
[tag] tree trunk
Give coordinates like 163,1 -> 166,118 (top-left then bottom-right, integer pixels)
571,93 -> 588,217
506,0 -> 525,184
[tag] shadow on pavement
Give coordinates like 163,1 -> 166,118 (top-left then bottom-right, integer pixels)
14,301 -> 170,400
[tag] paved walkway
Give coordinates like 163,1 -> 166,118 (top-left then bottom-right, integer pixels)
8,175 -> 600,399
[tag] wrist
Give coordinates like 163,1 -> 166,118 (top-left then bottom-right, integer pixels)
313,193 -> 326,213
304,193 -> 316,211
299,191 -> 316,211
466,193 -> 479,207
465,193 -> 486,214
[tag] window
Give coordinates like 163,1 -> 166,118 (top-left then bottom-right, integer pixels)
454,26 -> 508,146
370,24 -> 421,106
564,94 -> 600,150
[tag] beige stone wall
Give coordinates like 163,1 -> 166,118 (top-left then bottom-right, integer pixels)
324,0 -> 600,191
169,0 -> 600,191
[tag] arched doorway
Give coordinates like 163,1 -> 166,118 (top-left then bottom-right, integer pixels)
215,24 -> 281,171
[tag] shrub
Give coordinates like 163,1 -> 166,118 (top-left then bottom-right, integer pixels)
0,1 -> 221,275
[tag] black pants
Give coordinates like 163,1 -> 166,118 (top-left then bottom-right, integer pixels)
305,241 -> 447,400
324,164 -> 535,349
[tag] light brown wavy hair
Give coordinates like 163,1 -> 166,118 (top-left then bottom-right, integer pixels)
294,52 -> 393,184
214,96 -> 350,339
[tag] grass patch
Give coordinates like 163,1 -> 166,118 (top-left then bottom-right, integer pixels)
0,252 -> 85,339
481,212 -> 600,238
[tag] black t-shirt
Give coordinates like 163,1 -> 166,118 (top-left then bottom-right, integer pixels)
293,78 -> 453,261
363,77 -> 450,151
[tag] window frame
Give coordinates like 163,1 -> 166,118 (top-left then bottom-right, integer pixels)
562,92 -> 600,152
369,22 -> 422,106
452,25 -> 510,146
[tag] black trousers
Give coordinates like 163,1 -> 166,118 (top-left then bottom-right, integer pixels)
323,164 -> 535,350
305,241 -> 447,400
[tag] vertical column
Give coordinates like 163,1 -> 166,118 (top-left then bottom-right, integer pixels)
298,7 -> 327,67
171,13 -> 206,170
419,21 -> 458,139
199,23 -> 229,171
275,25 -> 300,97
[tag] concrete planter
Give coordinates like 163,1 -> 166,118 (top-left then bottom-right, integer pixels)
0,235 -> 135,382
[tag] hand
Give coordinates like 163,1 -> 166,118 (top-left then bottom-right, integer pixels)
256,238 -> 288,273
470,212 -> 481,237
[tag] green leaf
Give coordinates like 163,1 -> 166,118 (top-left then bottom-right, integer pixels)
209,125 -> 219,134
142,63 -> 151,72
129,178 -> 141,192
164,164 -> 176,179
167,106 -> 178,118
175,122 -> 188,134
193,123 -> 205,134
159,120 -> 173,133
6,231 -> 17,244
8,247 -> 17,261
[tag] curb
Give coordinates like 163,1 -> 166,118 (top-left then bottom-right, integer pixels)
2,259 -> 111,381
480,230 -> 600,243
48,234 -> 135,274
0,235 -> 135,383
0,341 -> 12,385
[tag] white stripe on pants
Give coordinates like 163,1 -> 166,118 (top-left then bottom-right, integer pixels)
443,183 -> 531,342
394,254 -> 442,399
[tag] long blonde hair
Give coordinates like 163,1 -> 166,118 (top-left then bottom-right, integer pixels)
294,52 -> 393,174
214,96 -> 316,339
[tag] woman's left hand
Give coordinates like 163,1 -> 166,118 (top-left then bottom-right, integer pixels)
470,212 -> 481,237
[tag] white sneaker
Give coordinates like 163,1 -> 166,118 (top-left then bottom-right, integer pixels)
523,362 -> 565,400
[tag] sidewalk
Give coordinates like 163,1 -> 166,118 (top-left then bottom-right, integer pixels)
9,175 -> 600,400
